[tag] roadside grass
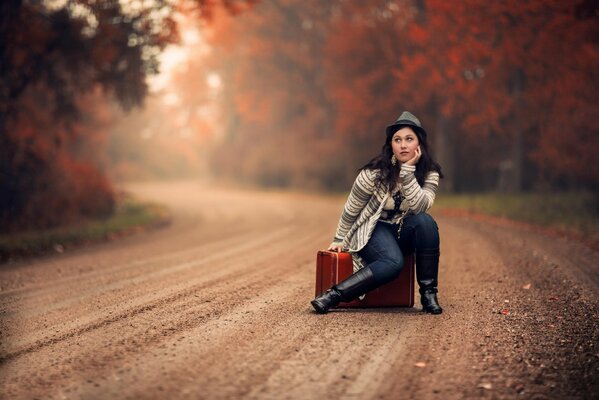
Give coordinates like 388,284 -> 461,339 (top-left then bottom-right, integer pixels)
0,197 -> 171,262
435,191 -> 599,247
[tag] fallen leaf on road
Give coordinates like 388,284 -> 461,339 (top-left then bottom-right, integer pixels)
522,283 -> 531,289
478,382 -> 493,390
414,362 -> 426,368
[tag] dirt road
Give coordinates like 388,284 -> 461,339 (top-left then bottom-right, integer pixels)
1,181 -> 597,399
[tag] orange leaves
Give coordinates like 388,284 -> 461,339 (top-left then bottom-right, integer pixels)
163,0 -> 599,191
407,25 -> 428,45
235,92 -> 276,125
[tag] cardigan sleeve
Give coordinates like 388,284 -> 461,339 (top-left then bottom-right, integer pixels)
399,164 -> 439,214
332,169 -> 377,242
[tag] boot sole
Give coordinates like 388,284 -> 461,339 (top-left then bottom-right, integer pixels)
310,300 -> 328,314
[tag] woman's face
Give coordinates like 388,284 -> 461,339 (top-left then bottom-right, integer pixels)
391,127 -> 420,164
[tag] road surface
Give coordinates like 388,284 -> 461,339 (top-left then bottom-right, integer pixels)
0,181 -> 597,399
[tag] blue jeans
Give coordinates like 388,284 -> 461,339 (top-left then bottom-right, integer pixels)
357,213 -> 440,285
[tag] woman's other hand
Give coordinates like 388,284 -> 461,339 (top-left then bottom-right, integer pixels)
405,145 -> 421,166
327,243 -> 344,252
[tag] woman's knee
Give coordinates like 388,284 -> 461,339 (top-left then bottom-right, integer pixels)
411,213 -> 438,228
386,255 -> 404,273
370,256 -> 404,283
410,213 -> 440,247
380,254 -> 404,275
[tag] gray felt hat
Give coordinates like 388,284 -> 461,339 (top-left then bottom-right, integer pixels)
385,111 -> 427,140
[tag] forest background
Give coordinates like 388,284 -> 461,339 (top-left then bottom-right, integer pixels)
1,0 -> 598,233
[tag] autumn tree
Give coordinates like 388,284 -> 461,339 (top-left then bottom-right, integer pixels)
203,0 -> 598,191
80,0 -> 596,195
385,0 -> 599,191
0,0 -> 178,230
0,0 -> 256,231
204,0 -> 359,189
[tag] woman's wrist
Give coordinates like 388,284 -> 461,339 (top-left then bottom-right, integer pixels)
400,163 -> 416,173
399,164 -> 416,182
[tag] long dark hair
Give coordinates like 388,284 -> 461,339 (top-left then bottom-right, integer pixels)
360,125 -> 443,192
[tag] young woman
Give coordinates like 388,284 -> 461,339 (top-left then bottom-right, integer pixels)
311,111 -> 444,314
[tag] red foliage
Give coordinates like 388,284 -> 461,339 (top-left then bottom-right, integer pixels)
199,0 -> 598,190
0,0 -> 256,231
2,87 -> 116,231
21,156 -> 115,229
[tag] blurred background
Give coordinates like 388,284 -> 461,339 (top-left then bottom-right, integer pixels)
1,0 -> 598,234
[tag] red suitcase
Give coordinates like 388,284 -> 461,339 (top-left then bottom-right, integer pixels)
315,250 -> 415,308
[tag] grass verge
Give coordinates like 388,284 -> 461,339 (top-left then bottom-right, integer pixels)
435,191 -> 599,248
0,197 -> 171,263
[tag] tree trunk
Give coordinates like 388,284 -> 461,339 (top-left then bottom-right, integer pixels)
497,68 -> 525,192
433,110 -> 455,192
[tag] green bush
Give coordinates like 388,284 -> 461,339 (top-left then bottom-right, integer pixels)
435,191 -> 599,246
0,198 -> 170,262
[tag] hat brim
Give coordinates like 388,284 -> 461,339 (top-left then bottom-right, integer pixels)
386,121 -> 427,139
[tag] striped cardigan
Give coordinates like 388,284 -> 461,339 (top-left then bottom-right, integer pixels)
332,164 -> 440,271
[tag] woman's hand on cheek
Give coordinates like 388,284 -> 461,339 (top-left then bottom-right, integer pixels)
405,146 -> 421,166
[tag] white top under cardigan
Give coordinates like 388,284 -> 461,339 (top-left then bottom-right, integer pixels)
331,164 -> 440,272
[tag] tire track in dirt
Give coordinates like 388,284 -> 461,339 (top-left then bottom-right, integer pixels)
0,184 -> 326,359
1,241 -> 322,399
0,196 -> 297,299
375,215 -> 599,399
0,224 -> 293,322
0,225 -> 318,361
0,198 -> 332,400
60,263 -> 421,400
0,222 -> 252,300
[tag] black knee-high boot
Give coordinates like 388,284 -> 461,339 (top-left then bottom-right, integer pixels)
311,266 -> 379,314
416,248 -> 443,314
